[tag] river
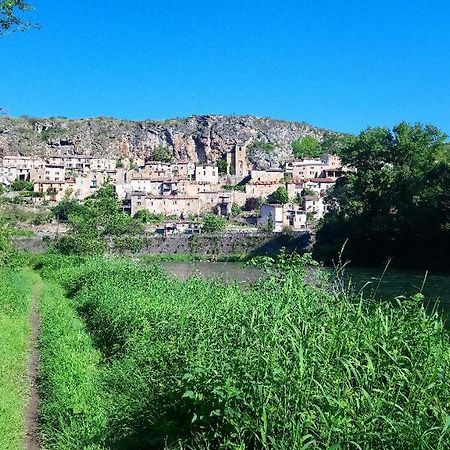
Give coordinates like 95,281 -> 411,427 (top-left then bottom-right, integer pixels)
161,261 -> 450,324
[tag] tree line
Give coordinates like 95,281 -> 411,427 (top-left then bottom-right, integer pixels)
314,122 -> 450,269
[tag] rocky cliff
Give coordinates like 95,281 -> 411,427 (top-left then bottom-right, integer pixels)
0,114 -> 338,164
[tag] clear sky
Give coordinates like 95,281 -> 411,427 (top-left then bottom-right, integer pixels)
1,0 -> 449,134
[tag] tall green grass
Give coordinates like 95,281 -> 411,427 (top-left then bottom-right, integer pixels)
38,280 -> 107,449
0,268 -> 34,450
36,256 -> 450,449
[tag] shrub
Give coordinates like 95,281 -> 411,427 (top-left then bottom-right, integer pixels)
11,179 -> 34,192
202,214 -> 227,233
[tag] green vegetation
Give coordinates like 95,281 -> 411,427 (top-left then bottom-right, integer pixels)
55,184 -> 142,255
231,202 -> 242,217
39,278 -> 107,449
250,140 -> 276,153
217,158 -> 227,175
11,178 -> 33,191
315,122 -> 450,268
0,0 -> 35,34
244,196 -> 263,211
202,214 -> 227,233
31,254 -> 450,449
268,186 -> 289,204
133,209 -> 164,224
0,268 -> 34,449
292,136 -> 322,158
152,146 -> 173,163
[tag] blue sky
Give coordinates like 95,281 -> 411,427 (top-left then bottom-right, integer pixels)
1,0 -> 449,134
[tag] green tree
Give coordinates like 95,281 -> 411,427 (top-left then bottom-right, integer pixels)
152,146 -> 173,163
51,199 -> 83,222
11,178 -> 33,191
202,214 -> 227,233
217,159 -> 227,175
315,122 -> 450,268
56,184 -> 143,255
292,136 -> 322,159
268,186 -> 289,204
0,0 -> 36,34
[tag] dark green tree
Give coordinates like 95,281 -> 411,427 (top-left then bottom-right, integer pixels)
269,186 -> 289,204
152,146 -> 173,163
217,159 -> 227,175
314,122 -> 450,268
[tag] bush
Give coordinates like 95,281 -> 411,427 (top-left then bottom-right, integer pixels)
11,179 -> 34,192
133,209 -> 164,225
202,214 -> 227,233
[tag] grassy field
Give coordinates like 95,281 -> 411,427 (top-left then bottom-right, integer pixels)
34,254 -> 450,449
0,268 -> 34,450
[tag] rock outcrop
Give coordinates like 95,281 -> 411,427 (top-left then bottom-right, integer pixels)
0,114 -> 338,164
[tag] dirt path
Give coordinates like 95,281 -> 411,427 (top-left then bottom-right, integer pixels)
24,275 -> 42,450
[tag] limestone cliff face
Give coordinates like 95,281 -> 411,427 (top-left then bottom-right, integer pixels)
0,114 -> 337,164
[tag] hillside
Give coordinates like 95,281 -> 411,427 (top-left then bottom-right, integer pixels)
0,114 -> 338,164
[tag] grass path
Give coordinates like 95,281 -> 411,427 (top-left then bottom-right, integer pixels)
0,268 -> 37,450
24,271 -> 42,450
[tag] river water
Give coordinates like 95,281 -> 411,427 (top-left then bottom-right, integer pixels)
161,261 -> 450,323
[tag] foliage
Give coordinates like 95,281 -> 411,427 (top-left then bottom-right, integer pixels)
217,158 -> 227,175
151,146 -> 173,163
315,122 -> 450,268
51,199 -> 83,222
268,186 -> 289,204
244,196 -> 262,211
292,136 -> 322,158
133,209 -> 164,224
222,184 -> 245,192
0,0 -> 36,34
321,133 -> 355,155
0,268 -> 34,450
202,214 -> 227,233
55,184 -> 143,255
250,140 -> 276,153
116,158 -> 124,168
11,178 -> 33,191
231,203 -> 242,217
35,255 -> 450,449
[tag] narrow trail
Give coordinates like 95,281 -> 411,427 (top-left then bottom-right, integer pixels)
24,274 -> 42,450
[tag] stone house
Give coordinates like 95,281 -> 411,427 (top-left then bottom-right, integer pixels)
258,203 -> 307,232
195,164 -> 219,184
245,181 -> 284,199
31,164 -> 66,183
250,169 -> 284,184
131,193 -> 201,217
170,161 -> 195,179
291,159 -> 325,180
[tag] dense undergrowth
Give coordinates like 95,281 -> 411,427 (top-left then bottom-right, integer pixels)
0,268 -> 34,450
34,253 -> 450,449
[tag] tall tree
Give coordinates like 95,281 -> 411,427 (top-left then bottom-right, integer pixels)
314,122 -> 450,268
0,0 -> 35,34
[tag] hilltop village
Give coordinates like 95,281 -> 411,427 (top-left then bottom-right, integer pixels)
0,143 -> 347,233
